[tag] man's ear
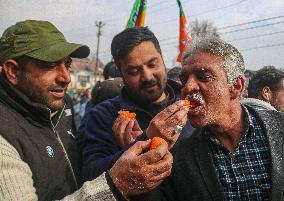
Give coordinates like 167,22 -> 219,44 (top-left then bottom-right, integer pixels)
2,59 -> 21,86
230,76 -> 245,100
259,86 -> 272,102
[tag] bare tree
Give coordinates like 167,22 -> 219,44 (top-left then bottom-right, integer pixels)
190,19 -> 220,39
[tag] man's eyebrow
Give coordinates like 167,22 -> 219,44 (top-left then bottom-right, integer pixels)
126,64 -> 140,69
126,57 -> 158,69
193,67 -> 212,74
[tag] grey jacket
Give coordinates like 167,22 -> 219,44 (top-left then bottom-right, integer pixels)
135,106 -> 284,201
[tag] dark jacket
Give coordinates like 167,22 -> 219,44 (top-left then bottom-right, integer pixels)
138,106 -> 284,201
0,74 -> 81,201
82,79 -> 193,180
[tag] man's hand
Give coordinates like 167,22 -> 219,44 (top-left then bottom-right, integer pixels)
146,100 -> 189,149
109,140 -> 173,197
113,116 -> 143,148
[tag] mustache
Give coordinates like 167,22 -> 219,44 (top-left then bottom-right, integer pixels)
139,79 -> 159,89
48,83 -> 68,91
186,92 -> 205,105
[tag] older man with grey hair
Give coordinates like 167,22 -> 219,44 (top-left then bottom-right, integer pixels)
136,37 -> 284,201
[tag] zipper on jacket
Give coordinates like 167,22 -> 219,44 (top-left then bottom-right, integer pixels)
48,105 -> 78,189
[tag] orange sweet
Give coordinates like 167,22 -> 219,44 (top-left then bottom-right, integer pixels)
118,110 -> 136,119
150,137 -> 167,150
183,99 -> 191,107
183,99 -> 198,109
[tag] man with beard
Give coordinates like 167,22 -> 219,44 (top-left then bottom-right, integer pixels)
0,20 -> 175,201
82,27 -> 192,180
139,38 -> 284,201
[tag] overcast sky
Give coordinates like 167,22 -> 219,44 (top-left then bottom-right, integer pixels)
1,0 -> 284,71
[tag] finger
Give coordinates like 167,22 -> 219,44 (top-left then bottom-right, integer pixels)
139,143 -> 168,164
126,140 -> 151,157
150,150 -> 173,173
124,120 -> 136,145
153,100 -> 184,121
125,119 -> 134,134
146,152 -> 173,185
116,118 -> 131,136
113,117 -> 130,147
165,106 -> 189,127
113,118 -> 124,147
112,115 -> 126,131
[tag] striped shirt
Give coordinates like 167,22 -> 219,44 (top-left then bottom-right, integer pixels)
208,106 -> 271,201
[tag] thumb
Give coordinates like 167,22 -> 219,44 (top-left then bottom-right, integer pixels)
139,143 -> 168,164
126,140 -> 151,157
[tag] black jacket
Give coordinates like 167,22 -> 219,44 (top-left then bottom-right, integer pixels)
0,74 -> 81,201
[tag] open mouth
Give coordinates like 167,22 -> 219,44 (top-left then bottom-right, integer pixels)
185,94 -> 205,108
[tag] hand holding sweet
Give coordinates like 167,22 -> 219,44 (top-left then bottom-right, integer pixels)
109,140 -> 173,197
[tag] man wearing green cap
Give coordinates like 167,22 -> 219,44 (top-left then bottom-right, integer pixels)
0,20 -> 173,201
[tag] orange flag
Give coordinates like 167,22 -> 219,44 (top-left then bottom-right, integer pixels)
177,0 -> 192,62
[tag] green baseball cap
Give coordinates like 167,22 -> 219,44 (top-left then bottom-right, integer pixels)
0,20 -> 90,64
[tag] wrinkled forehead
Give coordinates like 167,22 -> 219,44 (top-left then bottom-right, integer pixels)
180,52 -> 231,84
182,52 -> 224,71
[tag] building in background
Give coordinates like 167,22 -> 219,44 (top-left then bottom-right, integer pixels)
68,57 -> 104,103
70,57 -> 104,89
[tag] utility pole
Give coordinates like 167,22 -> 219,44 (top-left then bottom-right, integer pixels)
95,21 -> 105,81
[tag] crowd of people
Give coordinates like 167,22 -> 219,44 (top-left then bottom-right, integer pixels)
0,19 -> 283,201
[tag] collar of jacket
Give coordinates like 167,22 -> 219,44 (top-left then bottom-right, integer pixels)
119,79 -> 182,115
0,73 -> 65,128
241,98 -> 277,111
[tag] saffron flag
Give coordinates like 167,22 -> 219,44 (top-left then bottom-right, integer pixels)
176,0 -> 192,62
127,0 -> 147,28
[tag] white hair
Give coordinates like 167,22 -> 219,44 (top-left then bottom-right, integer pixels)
182,37 -> 245,83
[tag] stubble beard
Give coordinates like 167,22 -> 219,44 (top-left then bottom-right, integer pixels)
17,73 -> 64,111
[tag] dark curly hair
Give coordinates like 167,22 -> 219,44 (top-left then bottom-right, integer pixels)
248,66 -> 284,98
